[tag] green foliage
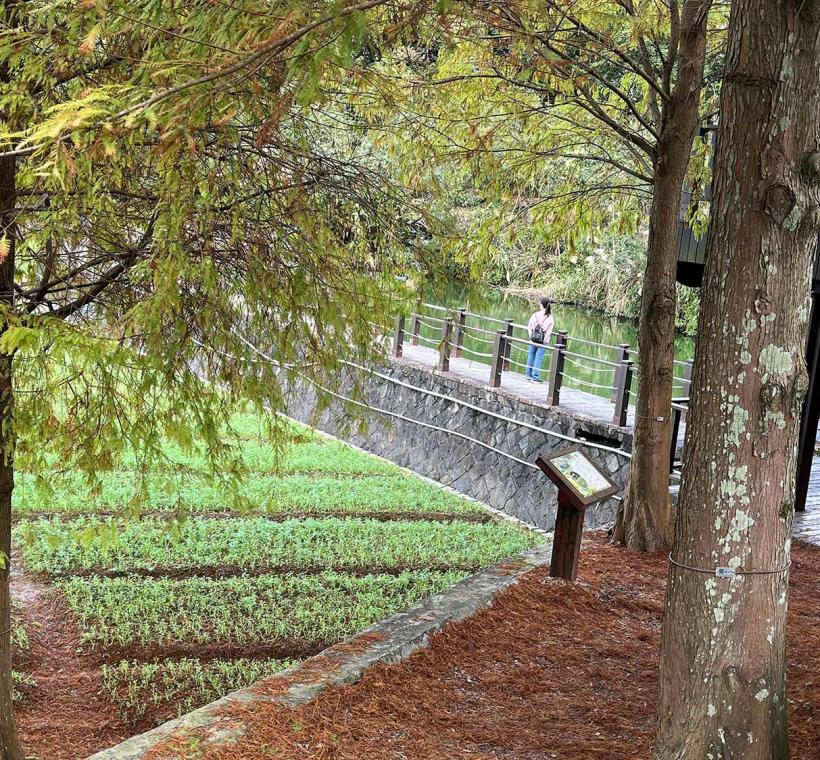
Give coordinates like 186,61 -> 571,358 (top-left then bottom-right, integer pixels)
11,672 -> 35,703
0,0 -> 437,501
14,472 -> 480,517
10,599 -> 28,653
102,658 -> 298,722
58,570 -> 468,649
14,415 -> 482,516
513,235 -> 700,334
347,1 -> 726,324
18,515 -> 538,574
10,599 -> 33,703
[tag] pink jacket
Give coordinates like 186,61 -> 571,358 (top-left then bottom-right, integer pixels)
528,311 -> 554,343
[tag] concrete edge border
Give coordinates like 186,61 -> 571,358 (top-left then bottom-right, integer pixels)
86,542 -> 553,760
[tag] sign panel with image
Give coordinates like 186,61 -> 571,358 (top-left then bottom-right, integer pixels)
550,450 -> 613,499
535,445 -> 619,510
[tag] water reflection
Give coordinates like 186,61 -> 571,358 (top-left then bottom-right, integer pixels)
416,282 -> 695,401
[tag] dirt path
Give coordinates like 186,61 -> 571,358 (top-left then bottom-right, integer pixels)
12,571 -> 136,760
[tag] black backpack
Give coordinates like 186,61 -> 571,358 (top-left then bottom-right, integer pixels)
531,323 -> 545,345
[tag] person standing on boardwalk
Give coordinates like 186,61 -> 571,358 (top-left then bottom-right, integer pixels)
525,298 -> 553,382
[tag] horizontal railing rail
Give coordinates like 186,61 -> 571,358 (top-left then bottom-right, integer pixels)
394,303 -> 693,433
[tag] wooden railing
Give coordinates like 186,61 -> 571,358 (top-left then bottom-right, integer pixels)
389,303 -> 694,430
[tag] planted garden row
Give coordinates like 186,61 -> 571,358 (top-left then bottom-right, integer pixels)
14,415 -> 543,727
18,516 -> 536,575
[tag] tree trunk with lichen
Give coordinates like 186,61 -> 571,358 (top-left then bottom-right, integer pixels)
655,0 -> 820,756
613,0 -> 712,551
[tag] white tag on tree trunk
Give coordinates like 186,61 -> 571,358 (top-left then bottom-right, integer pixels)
715,567 -> 736,578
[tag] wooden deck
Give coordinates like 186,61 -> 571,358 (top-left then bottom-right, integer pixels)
401,342 -> 638,428
399,342 -> 820,547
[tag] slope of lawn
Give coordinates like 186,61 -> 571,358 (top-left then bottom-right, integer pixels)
13,415 -> 543,727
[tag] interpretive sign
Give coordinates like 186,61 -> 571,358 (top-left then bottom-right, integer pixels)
535,445 -> 619,580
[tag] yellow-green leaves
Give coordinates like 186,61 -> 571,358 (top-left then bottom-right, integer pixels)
0,327 -> 39,356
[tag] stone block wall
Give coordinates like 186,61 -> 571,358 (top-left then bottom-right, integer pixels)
285,358 -> 633,532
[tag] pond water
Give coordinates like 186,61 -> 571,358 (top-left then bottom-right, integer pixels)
415,281 -> 696,401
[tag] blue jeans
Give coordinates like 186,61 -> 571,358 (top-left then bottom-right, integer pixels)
526,343 -> 546,379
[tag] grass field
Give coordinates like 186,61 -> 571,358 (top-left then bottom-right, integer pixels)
12,416 -> 543,727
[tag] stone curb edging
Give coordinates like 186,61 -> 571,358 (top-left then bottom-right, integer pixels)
86,542 -> 553,760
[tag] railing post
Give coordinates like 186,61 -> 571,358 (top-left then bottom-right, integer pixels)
410,314 -> 420,346
454,308 -> 467,358
611,344 -> 630,402
503,318 -> 514,370
548,331 -> 568,406
680,360 -> 693,420
489,330 -> 505,388
669,404 -> 683,473
392,314 -> 405,358
438,317 -> 453,372
612,359 -> 634,427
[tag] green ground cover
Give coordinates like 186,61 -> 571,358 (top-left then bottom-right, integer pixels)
15,415 -> 543,725
102,658 -> 298,722
59,571 -> 468,649
19,516 -> 533,574
13,473 -> 480,516
11,601 -> 34,703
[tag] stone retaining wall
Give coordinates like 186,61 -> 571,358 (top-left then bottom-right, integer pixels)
286,357 -> 632,531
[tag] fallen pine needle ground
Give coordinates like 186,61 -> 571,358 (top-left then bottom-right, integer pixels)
151,533 -> 820,760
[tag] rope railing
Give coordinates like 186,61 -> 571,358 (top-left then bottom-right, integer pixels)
561,374 -> 618,393
458,344 -> 496,360
415,303 -> 698,376
563,355 -> 619,375
415,333 -> 438,347
562,350 -> 620,368
462,329 -> 498,344
209,334 -> 683,502
508,337 -> 545,350
506,356 -> 539,372
417,314 -> 445,326
557,334 -> 628,352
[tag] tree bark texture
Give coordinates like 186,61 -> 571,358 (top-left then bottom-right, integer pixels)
614,0 -> 712,551
656,1 -> 820,757
0,146 -> 21,760
0,3 -> 22,754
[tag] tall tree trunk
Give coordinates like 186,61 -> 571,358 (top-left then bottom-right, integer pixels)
0,138 -> 21,760
0,3 -> 21,751
0,357 -> 17,760
655,0 -> 820,756
613,0 -> 712,550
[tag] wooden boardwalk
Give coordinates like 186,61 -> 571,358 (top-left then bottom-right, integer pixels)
403,342 -> 635,428
401,343 -> 638,428
399,342 -> 820,547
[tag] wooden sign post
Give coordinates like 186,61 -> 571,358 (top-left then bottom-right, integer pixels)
535,445 -> 619,581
